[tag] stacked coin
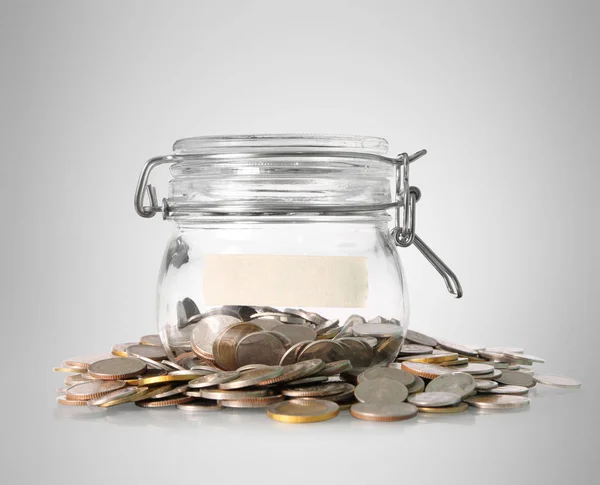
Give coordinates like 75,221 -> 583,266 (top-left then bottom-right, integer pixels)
54,323 -> 582,423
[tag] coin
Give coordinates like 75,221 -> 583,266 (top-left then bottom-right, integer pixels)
417,402 -> 469,414
66,380 -> 126,401
279,340 -> 313,365
139,335 -> 162,347
425,372 -> 475,398
267,399 -> 340,423
302,383 -> 356,403
191,314 -> 241,360
399,349 -> 459,364
481,385 -> 529,395
473,369 -> 503,380
126,344 -> 168,362
533,374 -> 582,388
407,391 -> 462,407
318,360 -> 352,377
475,379 -> 498,391
464,394 -> 531,409
406,375 -> 425,394
257,362 -> 317,386
358,367 -> 415,387
219,367 -> 284,390
297,340 -> 347,364
235,331 -> 286,367
502,351 -> 545,364
63,354 -> 113,369
398,344 -> 434,356
88,358 -> 147,380
352,323 -> 403,338
448,363 -> 494,375
57,395 -> 89,406
151,384 -> 190,399
269,324 -> 317,345
440,357 -> 469,366
315,319 -> 340,335
485,346 -> 524,354
494,370 -> 536,388
248,318 -> 280,331
131,354 -> 172,371
401,362 -> 451,380
236,364 -> 270,372
135,395 -> 194,408
282,382 -> 349,398
437,340 -> 480,357
212,323 -> 263,371
339,368 -> 368,385
177,400 -> 223,412
336,338 -> 373,367
188,371 -> 241,389
286,375 -> 329,386
124,372 -> 199,386
518,367 -> 535,375
354,378 -> 408,404
64,373 -> 96,386
53,366 -> 87,373
192,388 -> 271,400
220,395 -> 285,408
88,387 -> 138,406
121,368 -> 166,385
405,329 -> 437,347
111,342 -> 137,357
350,402 -> 418,422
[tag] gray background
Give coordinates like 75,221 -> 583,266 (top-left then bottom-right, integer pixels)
1,1 -> 598,484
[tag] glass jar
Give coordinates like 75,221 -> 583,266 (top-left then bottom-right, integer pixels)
134,135 -> 461,371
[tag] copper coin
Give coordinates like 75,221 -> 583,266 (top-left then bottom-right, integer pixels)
135,395 -> 194,408
57,395 -> 89,406
401,362 -> 452,380
63,354 -> 113,369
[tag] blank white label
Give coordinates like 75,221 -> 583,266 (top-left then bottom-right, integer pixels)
202,254 -> 368,308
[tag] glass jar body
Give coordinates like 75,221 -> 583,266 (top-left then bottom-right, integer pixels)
157,217 -> 409,369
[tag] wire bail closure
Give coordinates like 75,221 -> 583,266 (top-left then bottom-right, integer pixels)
134,148 -> 463,298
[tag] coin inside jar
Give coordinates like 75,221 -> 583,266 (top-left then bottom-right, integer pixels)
235,331 -> 286,367
297,340 -> 347,364
269,324 -> 317,345
336,338 -> 373,367
212,323 -> 262,370
191,314 -> 242,360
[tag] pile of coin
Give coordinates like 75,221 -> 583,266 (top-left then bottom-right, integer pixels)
54,323 -> 582,423
170,303 -> 405,369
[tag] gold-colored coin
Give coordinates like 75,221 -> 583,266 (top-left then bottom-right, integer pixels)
99,387 -> 150,407
135,395 -> 194,408
111,342 -> 138,357
401,362 -> 452,380
124,373 -> 197,386
57,395 -> 88,406
400,350 -> 459,364
219,395 -> 284,408
417,402 -> 469,414
440,357 -> 469,366
267,398 -> 340,423
53,366 -> 87,373
139,334 -> 162,346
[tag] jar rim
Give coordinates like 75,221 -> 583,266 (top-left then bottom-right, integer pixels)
173,134 -> 390,156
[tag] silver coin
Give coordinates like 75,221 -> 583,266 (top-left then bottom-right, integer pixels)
448,363 -> 494,375
494,370 -> 536,388
425,372 -> 475,398
88,357 -> 147,379
464,394 -> 531,409
87,387 -> 138,406
336,338 -> 374,367
397,344 -> 434,356
191,314 -> 241,358
161,360 -> 186,371
297,340 -> 347,364
350,402 -> 418,422
189,365 -> 219,373
437,340 -> 479,357
502,351 -> 545,364
318,360 -> 352,377
518,367 -> 535,375
269,324 -> 317,346
407,391 -> 462,408
152,384 -> 190,399
473,369 -> 503,380
192,388 -> 270,400
315,319 -> 340,335
405,329 -> 438,347
352,323 -> 403,338
484,346 -> 524,354
236,364 -> 270,372
188,371 -> 240,389
249,318 -> 281,331
481,385 -> 529,395
475,379 -> 499,391
285,376 -> 329,386
235,331 -> 286,367
177,400 -> 223,412
218,366 -> 284,390
281,382 -> 349,398
533,374 -> 582,388
406,375 -> 425,394
279,340 -> 313,365
131,355 -> 172,371
358,367 -> 415,387
126,344 -> 168,362
354,377 -> 408,404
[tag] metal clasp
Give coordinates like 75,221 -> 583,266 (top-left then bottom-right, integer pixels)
134,155 -> 178,219
392,151 -> 463,298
